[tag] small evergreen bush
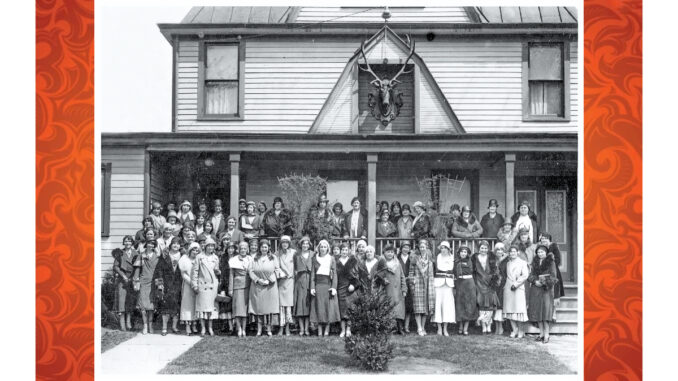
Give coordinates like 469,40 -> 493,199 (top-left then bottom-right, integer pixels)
344,290 -> 396,371
101,270 -> 119,328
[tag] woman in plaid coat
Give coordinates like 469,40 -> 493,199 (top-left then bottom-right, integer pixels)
408,239 -> 435,336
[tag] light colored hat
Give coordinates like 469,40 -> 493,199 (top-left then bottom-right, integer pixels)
180,200 -> 192,209
246,201 -> 256,207
188,242 -> 201,252
167,210 -> 178,219
280,235 -> 291,243
357,239 -> 367,247
413,201 -> 425,209
438,241 -> 451,250
204,236 -> 217,247
163,223 -> 173,230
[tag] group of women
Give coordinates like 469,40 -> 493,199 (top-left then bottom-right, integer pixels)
110,197 -> 564,343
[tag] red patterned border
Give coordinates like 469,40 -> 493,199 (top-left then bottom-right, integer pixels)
34,1 -> 642,379
583,0 -> 642,380
36,0 -> 94,380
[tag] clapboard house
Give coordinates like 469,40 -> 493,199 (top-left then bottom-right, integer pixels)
101,6 -> 579,332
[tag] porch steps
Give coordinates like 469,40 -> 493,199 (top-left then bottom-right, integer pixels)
524,283 -> 579,335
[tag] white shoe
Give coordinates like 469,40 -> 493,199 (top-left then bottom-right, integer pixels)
339,332 -> 345,338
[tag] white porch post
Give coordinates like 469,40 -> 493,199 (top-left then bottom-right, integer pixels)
367,154 -> 378,247
230,153 -> 241,217
505,153 -> 516,217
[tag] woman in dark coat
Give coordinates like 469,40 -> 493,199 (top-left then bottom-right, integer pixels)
390,201 -> 402,225
336,243 -> 362,337
539,233 -> 565,301
527,244 -> 558,343
113,235 -> 139,331
398,241 -> 414,333
454,246 -> 478,335
493,243 -> 509,335
153,237 -> 184,335
452,205 -> 484,239
310,240 -> 341,336
218,240 -> 236,333
480,199 -> 505,239
262,196 -> 294,237
411,201 -> 432,241
330,202 -> 345,239
293,236 -> 314,336
471,240 -> 501,334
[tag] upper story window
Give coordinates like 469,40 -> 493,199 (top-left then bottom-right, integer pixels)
523,42 -> 570,122
198,42 -> 244,120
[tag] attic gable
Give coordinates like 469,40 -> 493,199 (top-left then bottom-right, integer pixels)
310,26 -> 465,135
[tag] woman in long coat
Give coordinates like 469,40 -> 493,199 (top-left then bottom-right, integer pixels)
454,246 -> 478,335
451,205 -> 484,239
336,243 -> 362,337
397,204 -> 414,239
409,239 -> 435,336
527,245 -> 558,343
433,241 -> 456,336
472,240 -> 501,334
217,240 -> 235,333
179,242 -> 199,335
293,236 -> 314,336
411,201 -> 432,241
276,235 -> 295,336
310,240 -> 341,336
228,241 -> 252,337
262,196 -> 294,238
134,239 -> 161,334
398,241 -> 414,333
191,237 -> 220,336
113,235 -> 138,331
153,237 -> 184,335
503,245 -> 530,338
248,239 -> 280,336
493,243 -> 509,335
379,244 -> 407,334
539,233 -> 565,302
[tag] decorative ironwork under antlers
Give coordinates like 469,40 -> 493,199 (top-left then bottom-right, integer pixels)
358,36 -> 416,126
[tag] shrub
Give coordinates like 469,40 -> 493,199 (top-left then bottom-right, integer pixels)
344,290 -> 396,371
277,173 -> 327,239
101,270 -> 119,328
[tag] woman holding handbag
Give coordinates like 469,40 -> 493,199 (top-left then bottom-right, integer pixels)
191,237 -> 220,336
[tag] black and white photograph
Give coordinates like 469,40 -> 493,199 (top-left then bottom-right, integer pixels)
99,3 -> 580,375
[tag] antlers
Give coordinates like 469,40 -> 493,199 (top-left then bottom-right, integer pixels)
359,41 -> 382,85
390,37 -> 415,85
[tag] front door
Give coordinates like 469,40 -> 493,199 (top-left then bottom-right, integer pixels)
516,176 -> 577,282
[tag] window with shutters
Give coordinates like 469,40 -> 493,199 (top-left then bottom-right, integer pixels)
198,42 -> 245,120
522,42 -> 570,122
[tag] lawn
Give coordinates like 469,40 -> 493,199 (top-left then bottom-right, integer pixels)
160,333 -> 573,374
101,329 -> 138,353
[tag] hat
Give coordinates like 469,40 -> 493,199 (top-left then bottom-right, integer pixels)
494,242 -> 506,251
461,205 -> 472,213
457,245 -> 471,255
180,200 -> 192,209
519,200 -> 532,209
488,199 -> 499,208
380,209 -> 390,217
438,241 -> 451,250
299,235 -> 312,244
503,220 -> 514,227
188,242 -> 201,252
167,210 -> 178,219
204,236 -> 217,247
400,240 -> 411,248
535,244 -> 550,255
413,201 -> 425,209
273,196 -> 283,205
333,202 -> 344,211
213,199 -> 223,206
401,204 -> 411,212
383,244 -> 395,253
280,235 -> 291,243
357,239 -> 367,248
450,204 -> 461,212
246,201 -> 256,207
238,198 -> 247,204
145,239 -> 157,248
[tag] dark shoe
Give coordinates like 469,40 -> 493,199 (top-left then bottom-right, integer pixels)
543,337 -> 550,344
535,336 -> 544,341
161,331 -> 167,336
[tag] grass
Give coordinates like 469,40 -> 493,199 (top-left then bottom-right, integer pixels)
101,329 -> 138,353
160,333 -> 573,374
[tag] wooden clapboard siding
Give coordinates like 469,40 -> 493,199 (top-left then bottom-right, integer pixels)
101,147 -> 146,275
176,37 -> 577,134
150,158 -> 168,206
418,39 -> 578,133
295,7 -> 472,23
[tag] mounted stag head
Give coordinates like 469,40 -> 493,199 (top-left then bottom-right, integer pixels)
359,36 -> 415,126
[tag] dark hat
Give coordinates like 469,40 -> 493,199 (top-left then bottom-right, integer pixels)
535,244 -> 550,254
456,245 -> 471,255
461,205 -> 472,213
238,198 -> 247,204
503,220 -> 514,227
401,204 -> 411,212
145,239 -> 158,248
519,200 -> 532,209
273,196 -> 283,205
401,241 -> 411,248
333,202 -> 344,211
478,240 -> 490,249
488,199 -> 499,208
450,204 -> 461,212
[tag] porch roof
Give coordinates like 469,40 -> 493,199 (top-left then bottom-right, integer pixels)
101,132 -> 577,153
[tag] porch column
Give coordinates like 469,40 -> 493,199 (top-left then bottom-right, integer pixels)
229,153 -> 241,217
504,153 -> 516,217
367,154 -> 378,247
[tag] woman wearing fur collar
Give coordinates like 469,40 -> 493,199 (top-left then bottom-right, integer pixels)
527,244 -> 558,343
451,205 -> 484,239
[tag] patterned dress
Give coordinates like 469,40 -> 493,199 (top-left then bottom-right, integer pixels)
408,251 -> 435,315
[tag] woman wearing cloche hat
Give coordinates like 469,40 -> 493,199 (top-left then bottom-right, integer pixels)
411,201 -> 432,240
191,236 -> 220,336
451,205 -> 484,239
480,199 -> 505,239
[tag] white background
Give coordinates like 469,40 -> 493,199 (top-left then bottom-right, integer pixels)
0,0 -> 669,379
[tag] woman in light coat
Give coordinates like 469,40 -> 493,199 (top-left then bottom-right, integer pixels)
248,239 -> 280,336
179,242 -> 200,335
191,237 -> 220,336
433,241 -> 456,336
503,245 -> 530,338
276,235 -> 295,336
229,241 -> 252,337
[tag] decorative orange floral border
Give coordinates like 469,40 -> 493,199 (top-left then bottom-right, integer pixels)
35,1 -> 641,379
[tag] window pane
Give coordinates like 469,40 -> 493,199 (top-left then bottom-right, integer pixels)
529,44 -> 562,80
206,45 -> 238,80
544,82 -> 563,116
205,82 -> 238,114
529,81 -> 563,117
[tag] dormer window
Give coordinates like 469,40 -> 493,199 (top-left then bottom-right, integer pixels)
198,42 -> 245,120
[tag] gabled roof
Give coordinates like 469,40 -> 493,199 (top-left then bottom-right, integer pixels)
309,26 -> 465,135
181,7 -> 299,24
475,6 -> 577,23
